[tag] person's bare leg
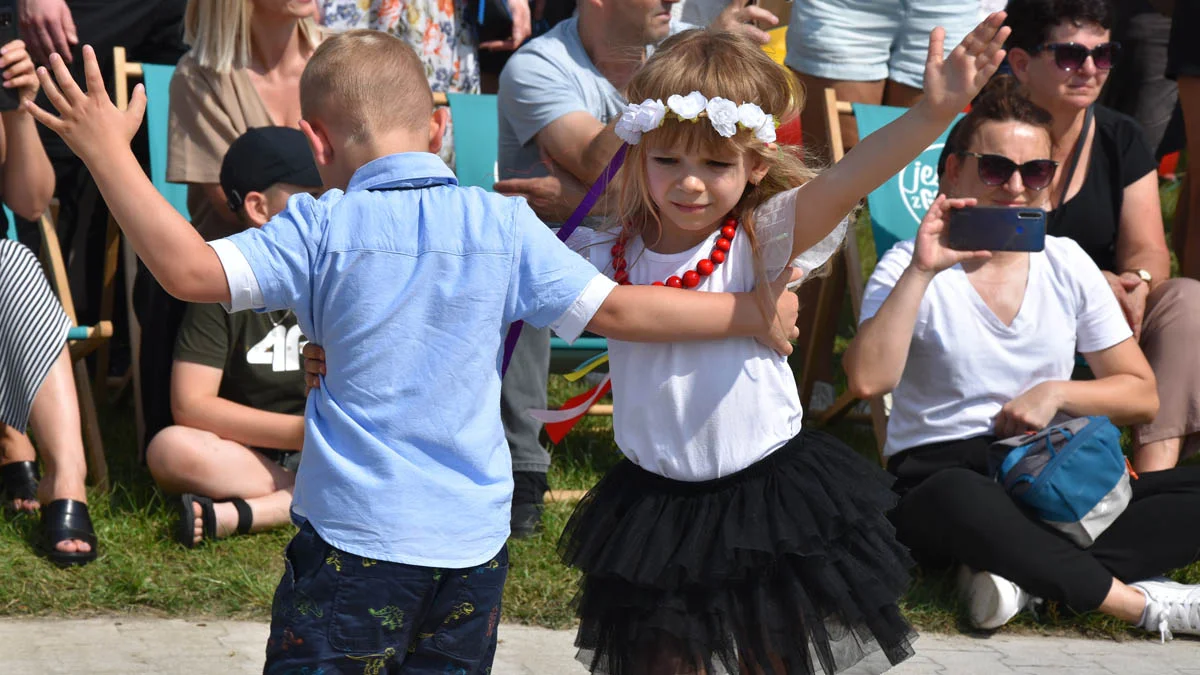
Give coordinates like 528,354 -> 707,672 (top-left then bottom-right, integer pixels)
26,347 -> 91,553
789,71 -> 885,165
146,425 -> 296,545
883,79 -> 924,108
1133,437 -> 1183,473
0,424 -> 39,512
1098,578 -> 1148,624
1177,77 -> 1200,280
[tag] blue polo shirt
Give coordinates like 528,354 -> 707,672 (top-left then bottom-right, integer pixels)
208,152 -> 614,567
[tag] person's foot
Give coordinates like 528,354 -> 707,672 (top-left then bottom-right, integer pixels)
0,460 -> 39,513
1131,578 -> 1200,643
186,500 -> 241,546
958,565 -> 1038,630
511,471 -> 548,539
36,470 -> 90,555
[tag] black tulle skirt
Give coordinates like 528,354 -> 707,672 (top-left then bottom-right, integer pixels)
558,430 -> 917,675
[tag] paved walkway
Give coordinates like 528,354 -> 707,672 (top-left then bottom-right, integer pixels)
1,617 -> 1198,674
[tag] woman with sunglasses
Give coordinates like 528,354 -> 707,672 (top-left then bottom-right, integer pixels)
1004,0 -> 1200,474
845,76 -> 1200,639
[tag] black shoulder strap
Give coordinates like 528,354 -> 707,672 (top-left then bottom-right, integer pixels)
1058,105 -> 1094,208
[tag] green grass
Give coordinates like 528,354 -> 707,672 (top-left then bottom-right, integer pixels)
2,180 -> 1194,638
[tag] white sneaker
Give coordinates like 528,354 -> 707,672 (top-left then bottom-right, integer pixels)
1130,578 -> 1200,643
958,565 -> 1036,630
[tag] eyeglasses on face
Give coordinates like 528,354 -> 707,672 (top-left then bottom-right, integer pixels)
1033,41 -> 1122,71
959,152 -> 1059,191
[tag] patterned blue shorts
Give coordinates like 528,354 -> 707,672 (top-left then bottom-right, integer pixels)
265,522 -> 508,674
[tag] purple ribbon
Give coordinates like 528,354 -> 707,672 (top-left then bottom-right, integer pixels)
501,144 -> 628,376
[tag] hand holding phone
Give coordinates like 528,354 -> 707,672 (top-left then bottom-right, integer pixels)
0,1 -> 22,112
947,206 -> 1047,253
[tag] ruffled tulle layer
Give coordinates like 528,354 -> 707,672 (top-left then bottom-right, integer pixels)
559,430 -> 917,675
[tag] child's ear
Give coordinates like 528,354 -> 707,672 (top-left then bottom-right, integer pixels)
428,107 -> 450,154
242,191 -> 271,228
300,119 -> 334,166
748,156 -> 770,185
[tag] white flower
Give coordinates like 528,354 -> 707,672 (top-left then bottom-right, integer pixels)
737,103 -> 767,133
633,98 -> 666,132
667,91 -> 707,120
614,104 -> 645,144
755,114 -> 777,143
706,97 -> 739,138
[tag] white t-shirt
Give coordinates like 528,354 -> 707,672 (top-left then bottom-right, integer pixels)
566,185 -> 847,481
859,236 -> 1133,458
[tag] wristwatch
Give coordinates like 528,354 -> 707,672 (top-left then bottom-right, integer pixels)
1135,269 -> 1153,285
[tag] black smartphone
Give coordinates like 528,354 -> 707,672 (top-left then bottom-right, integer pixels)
0,0 -> 18,113
947,206 -> 1047,252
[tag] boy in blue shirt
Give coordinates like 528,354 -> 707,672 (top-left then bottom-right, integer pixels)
29,30 -> 799,673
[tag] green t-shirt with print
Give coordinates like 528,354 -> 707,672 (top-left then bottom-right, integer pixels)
173,303 -> 307,418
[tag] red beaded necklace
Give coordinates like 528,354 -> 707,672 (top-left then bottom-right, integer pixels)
610,217 -> 738,288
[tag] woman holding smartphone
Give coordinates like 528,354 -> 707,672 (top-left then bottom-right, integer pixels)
1004,0 -> 1200,473
843,76 -> 1200,640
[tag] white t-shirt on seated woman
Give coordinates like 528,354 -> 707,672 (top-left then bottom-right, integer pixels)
859,236 -> 1133,459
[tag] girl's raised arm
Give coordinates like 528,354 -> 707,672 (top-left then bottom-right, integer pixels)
788,13 -> 1010,260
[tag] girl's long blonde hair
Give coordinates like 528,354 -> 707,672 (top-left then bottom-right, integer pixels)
185,0 -> 321,73
616,29 -> 822,321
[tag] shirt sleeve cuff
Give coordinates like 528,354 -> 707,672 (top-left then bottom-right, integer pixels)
549,274 -> 617,344
207,238 -> 265,312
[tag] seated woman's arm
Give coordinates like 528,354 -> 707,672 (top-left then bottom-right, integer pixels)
170,360 -> 305,451
0,40 -> 53,220
845,196 -> 988,398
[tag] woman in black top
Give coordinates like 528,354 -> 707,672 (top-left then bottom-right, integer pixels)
1005,0 -> 1200,472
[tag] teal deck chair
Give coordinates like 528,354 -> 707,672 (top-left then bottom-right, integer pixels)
446,93 -> 608,373
809,94 -> 963,455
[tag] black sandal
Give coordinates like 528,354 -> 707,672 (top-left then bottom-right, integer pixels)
41,499 -> 98,566
0,461 -> 39,511
174,494 -> 253,548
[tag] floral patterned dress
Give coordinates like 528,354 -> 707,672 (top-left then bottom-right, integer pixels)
319,0 -> 481,94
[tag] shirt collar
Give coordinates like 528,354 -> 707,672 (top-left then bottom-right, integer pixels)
346,152 -> 459,193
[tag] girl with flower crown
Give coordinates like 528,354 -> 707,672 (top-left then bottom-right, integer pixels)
551,15 -> 1012,675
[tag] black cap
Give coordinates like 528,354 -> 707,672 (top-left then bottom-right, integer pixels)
220,127 -> 323,212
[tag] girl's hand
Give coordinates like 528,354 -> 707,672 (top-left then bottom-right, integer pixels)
993,381 -> 1062,439
754,267 -> 802,356
303,343 -> 327,394
911,195 -> 991,275
921,12 -> 1010,121
0,40 -> 39,106
26,46 -> 146,161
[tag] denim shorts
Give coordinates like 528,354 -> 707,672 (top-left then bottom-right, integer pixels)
264,522 -> 509,674
785,0 -> 979,89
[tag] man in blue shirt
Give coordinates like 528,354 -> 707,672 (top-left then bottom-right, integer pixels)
32,30 -> 799,673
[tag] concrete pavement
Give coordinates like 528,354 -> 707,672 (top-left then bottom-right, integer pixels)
0,617 -> 1198,674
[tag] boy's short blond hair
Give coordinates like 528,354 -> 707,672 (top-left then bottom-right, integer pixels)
300,30 -> 434,144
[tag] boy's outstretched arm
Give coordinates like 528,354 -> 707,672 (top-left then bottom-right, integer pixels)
789,12 -> 1011,260
586,267 -> 802,355
26,46 -> 230,304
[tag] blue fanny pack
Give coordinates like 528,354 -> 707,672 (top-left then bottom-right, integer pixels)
990,416 -> 1133,548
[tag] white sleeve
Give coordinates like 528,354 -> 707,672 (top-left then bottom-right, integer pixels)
207,238 -> 265,312
1069,243 -> 1134,353
754,186 -> 849,289
858,241 -> 914,324
548,274 -> 618,343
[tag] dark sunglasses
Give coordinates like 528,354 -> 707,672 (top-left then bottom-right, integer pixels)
1033,41 -> 1122,71
959,152 -> 1059,191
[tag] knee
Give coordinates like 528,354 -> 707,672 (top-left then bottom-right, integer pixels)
145,426 -> 205,487
1147,278 -> 1200,325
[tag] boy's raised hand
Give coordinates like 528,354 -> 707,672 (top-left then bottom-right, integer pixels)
921,12 -> 1010,121
25,45 -> 146,161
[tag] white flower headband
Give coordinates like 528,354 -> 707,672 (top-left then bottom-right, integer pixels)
614,92 -> 778,146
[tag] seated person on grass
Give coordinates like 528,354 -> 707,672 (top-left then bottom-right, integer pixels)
146,126 -> 322,548
844,78 -> 1200,641
28,32 -> 800,672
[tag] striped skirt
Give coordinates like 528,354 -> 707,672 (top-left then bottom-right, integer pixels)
0,239 -> 71,432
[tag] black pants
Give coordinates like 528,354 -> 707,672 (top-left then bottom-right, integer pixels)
889,436 -> 1200,612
